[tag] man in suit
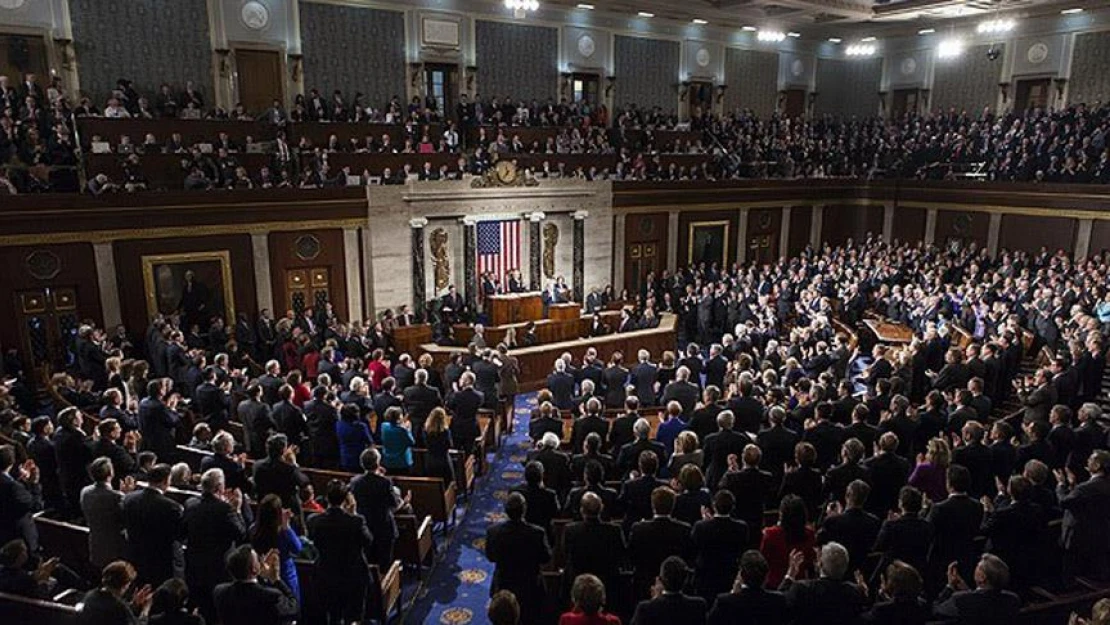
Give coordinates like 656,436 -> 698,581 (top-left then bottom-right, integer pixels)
1057,449 -> 1110,582
780,542 -> 865,625
529,432 -> 573,499
757,406 -> 800,486
703,411 -> 751,490
214,545 -> 299,625
77,560 -> 155,625
307,479 -> 375,625
981,475 -> 1047,592
661,366 -> 699,416
121,464 -> 184,586
252,434 -> 310,522
440,285 -> 466,323
617,418 -> 668,478
717,445 -> 773,546
619,450 -> 665,533
485,492 -> 552,624
0,445 -> 41,555
1017,368 -> 1056,424
272,384 -> 309,448
863,432 -> 912,516
802,402 -> 845,470
873,486 -> 934,577
706,550 -> 788,625
630,556 -> 707,625
817,480 -> 881,574
257,360 -> 285,405
201,431 -> 252,494
571,398 -> 611,455
472,349 -> 502,410
239,384 -> 277,459
52,407 -> 92,518
138,379 -> 182,463
692,490 -> 748,601
80,457 -> 132,572
349,448 -> 404,570
193,367 -> 231,432
628,487 -> 693,600
689,386 -> 725,443
727,379 -> 765,435
405,368 -> 444,446
631,350 -> 659,407
184,468 -> 247,621
547,359 -> 576,411
704,344 -> 728,391
511,461 -> 561,541
932,554 -> 1021,624
929,348 -> 970,392
927,465 -> 984,585
563,492 -> 626,600
609,397 -> 641,453
952,421 -> 995,499
528,401 -> 564,444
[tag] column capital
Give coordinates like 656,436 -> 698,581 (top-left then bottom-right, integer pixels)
461,216 -> 479,226
409,217 -> 429,229
572,210 -> 589,220
528,211 -> 546,223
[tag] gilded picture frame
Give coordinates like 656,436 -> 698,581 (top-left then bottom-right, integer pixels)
141,251 -> 236,329
687,220 -> 730,267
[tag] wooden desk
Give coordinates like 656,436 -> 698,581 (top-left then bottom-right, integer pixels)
863,320 -> 914,344
429,313 -> 676,391
390,323 -> 432,356
487,292 -> 543,326
453,311 -> 620,347
548,302 -> 582,321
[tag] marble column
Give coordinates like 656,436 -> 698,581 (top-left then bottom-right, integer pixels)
528,212 -> 544,290
924,209 -> 938,247
779,206 -> 792,258
1075,218 -> 1094,261
250,233 -> 275,315
572,211 -> 588,302
360,226 -> 376,316
666,210 -> 680,272
410,218 -> 428,320
882,204 -> 894,243
343,228 -> 364,323
462,217 -> 478,314
737,207 -> 749,265
613,213 -> 627,290
93,242 -> 122,328
987,213 -> 1002,257
810,205 -> 824,249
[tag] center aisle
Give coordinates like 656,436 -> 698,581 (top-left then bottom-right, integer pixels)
406,393 -> 538,625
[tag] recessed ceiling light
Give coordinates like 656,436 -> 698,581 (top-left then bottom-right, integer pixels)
787,32 -> 801,38
638,11 -> 654,18
828,37 -> 842,43
918,28 -> 935,35
742,25 -> 758,31
860,36 -> 876,42
1061,8 -> 1084,14
757,30 -> 786,42
576,3 -> 594,9
938,38 -> 965,58
692,18 -> 708,25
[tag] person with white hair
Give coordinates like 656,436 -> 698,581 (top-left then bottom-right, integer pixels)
780,541 -> 865,624
547,357 -> 576,411
528,431 -> 572,497
662,365 -> 700,415
183,467 -> 246,621
616,417 -> 666,476
631,349 -> 659,407
703,410 -> 750,489
933,553 -> 1021,624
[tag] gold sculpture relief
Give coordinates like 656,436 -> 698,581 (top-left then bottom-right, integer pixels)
430,228 -> 451,290
542,222 -> 558,279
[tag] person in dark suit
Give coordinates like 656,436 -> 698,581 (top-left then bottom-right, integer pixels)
757,407 -> 800,485
528,401 -> 564,445
981,475 -> 1047,592
952,421 -> 995,499
77,560 -> 155,625
271,385 -> 309,448
52,407 -> 92,518
571,432 -> 616,482
823,438 -> 870,504
630,556 -> 707,625
257,361 -> 286,405
619,451 -> 665,533
121,464 -> 184,587
183,467 -> 247,621
863,432 -> 912,517
717,444 -> 773,547
628,487 -> 693,600
689,387 -> 725,443
1017,368 -> 1056,424
631,350 -> 659,407
512,461 -> 561,542
726,380 -> 765,435
0,445 -> 41,555
862,560 -> 930,625
201,432 -> 252,494
213,544 -> 299,625
307,479 -> 375,625
563,492 -> 626,601
1057,450 -> 1110,582
529,432 -> 573,499
81,458 -> 130,572
601,353 -> 630,409
927,465 -> 984,585
349,448 -> 404,571
703,411 -> 752,493
548,360 -> 576,411
707,550 -> 788,625
931,554 -> 1021,625
485,492 -> 552,624
571,399 -> 611,455
691,490 -> 748,601
608,398 -> 641,453
873,486 -> 934,579
239,384 -> 277,459
193,368 -> 231,432
304,385 -> 341,468
661,367 -> 700,416
252,434 -> 309,523
780,542 -> 865,625
817,480 -> 881,574
472,350 -> 502,411
405,368 -> 444,446
617,418 -> 668,478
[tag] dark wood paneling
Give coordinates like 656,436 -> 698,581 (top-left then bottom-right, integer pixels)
0,243 -> 102,360
891,206 -> 926,245
268,229 -> 348,320
821,205 -> 883,247
935,209 -> 990,249
746,207 -> 782,265
999,214 -> 1077,254
1092,221 -> 1110,256
677,209 -> 740,269
624,212 -> 668,291
113,235 -> 257,345
787,206 -> 812,256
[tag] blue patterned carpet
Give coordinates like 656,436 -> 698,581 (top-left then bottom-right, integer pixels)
404,393 -> 537,625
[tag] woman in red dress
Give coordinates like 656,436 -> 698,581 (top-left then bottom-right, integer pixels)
760,494 -> 816,588
558,574 -> 622,625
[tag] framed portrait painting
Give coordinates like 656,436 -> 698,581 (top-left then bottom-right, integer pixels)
687,220 -> 730,267
141,251 -> 235,331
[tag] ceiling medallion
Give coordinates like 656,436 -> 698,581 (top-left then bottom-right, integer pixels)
1027,42 -> 1049,64
294,234 -> 321,261
696,48 -> 711,67
791,59 -> 804,77
900,57 -> 917,75
241,1 -> 270,31
25,250 -> 61,280
577,34 -> 596,58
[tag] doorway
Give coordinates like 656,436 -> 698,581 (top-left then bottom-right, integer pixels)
234,48 -> 283,114
571,73 -> 600,107
0,34 -> 49,91
625,243 -> 661,298
424,63 -> 459,120
1015,78 -> 1052,112
687,80 -> 713,119
782,89 -> 806,118
891,89 -> 921,119
15,287 -> 80,382
285,268 -> 331,317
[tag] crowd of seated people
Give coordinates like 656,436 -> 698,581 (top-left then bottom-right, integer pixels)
0,72 -> 80,192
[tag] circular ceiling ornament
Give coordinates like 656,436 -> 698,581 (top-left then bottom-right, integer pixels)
240,1 -> 270,31
900,57 -> 917,76
1027,42 -> 1049,64
577,34 -> 596,58
791,59 -> 804,77
696,48 -> 711,67
25,250 -> 61,280
0,0 -> 27,10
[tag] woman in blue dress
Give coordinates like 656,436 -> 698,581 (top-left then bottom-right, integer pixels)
250,494 -> 303,605
336,403 -> 374,472
380,406 -> 416,475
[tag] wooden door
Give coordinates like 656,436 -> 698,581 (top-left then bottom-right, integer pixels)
1015,78 -> 1052,112
15,287 -> 79,380
572,73 -> 600,107
285,268 -> 331,317
235,48 -> 283,114
0,34 -> 49,93
625,242 -> 661,297
891,89 -> 919,119
782,89 -> 806,118
688,81 -> 713,118
425,63 -> 458,120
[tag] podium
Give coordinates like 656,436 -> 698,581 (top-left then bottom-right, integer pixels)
488,292 -> 543,326
548,302 -> 582,321
390,324 -> 432,356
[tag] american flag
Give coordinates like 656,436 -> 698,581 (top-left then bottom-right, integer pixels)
476,220 -> 520,290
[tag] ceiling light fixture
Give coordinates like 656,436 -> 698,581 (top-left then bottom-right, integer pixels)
1061,7 -> 1084,14
638,11 -> 654,18
692,19 -> 708,25
787,32 -> 801,38
846,43 -> 877,56
977,18 -> 1016,34
828,37 -> 842,43
504,0 -> 539,11
757,30 -> 786,42
741,25 -> 758,31
918,28 -> 935,35
937,37 -> 965,58
860,36 -> 876,42
576,3 -> 594,9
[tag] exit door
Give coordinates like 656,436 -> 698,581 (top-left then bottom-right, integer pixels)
16,287 -> 80,381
